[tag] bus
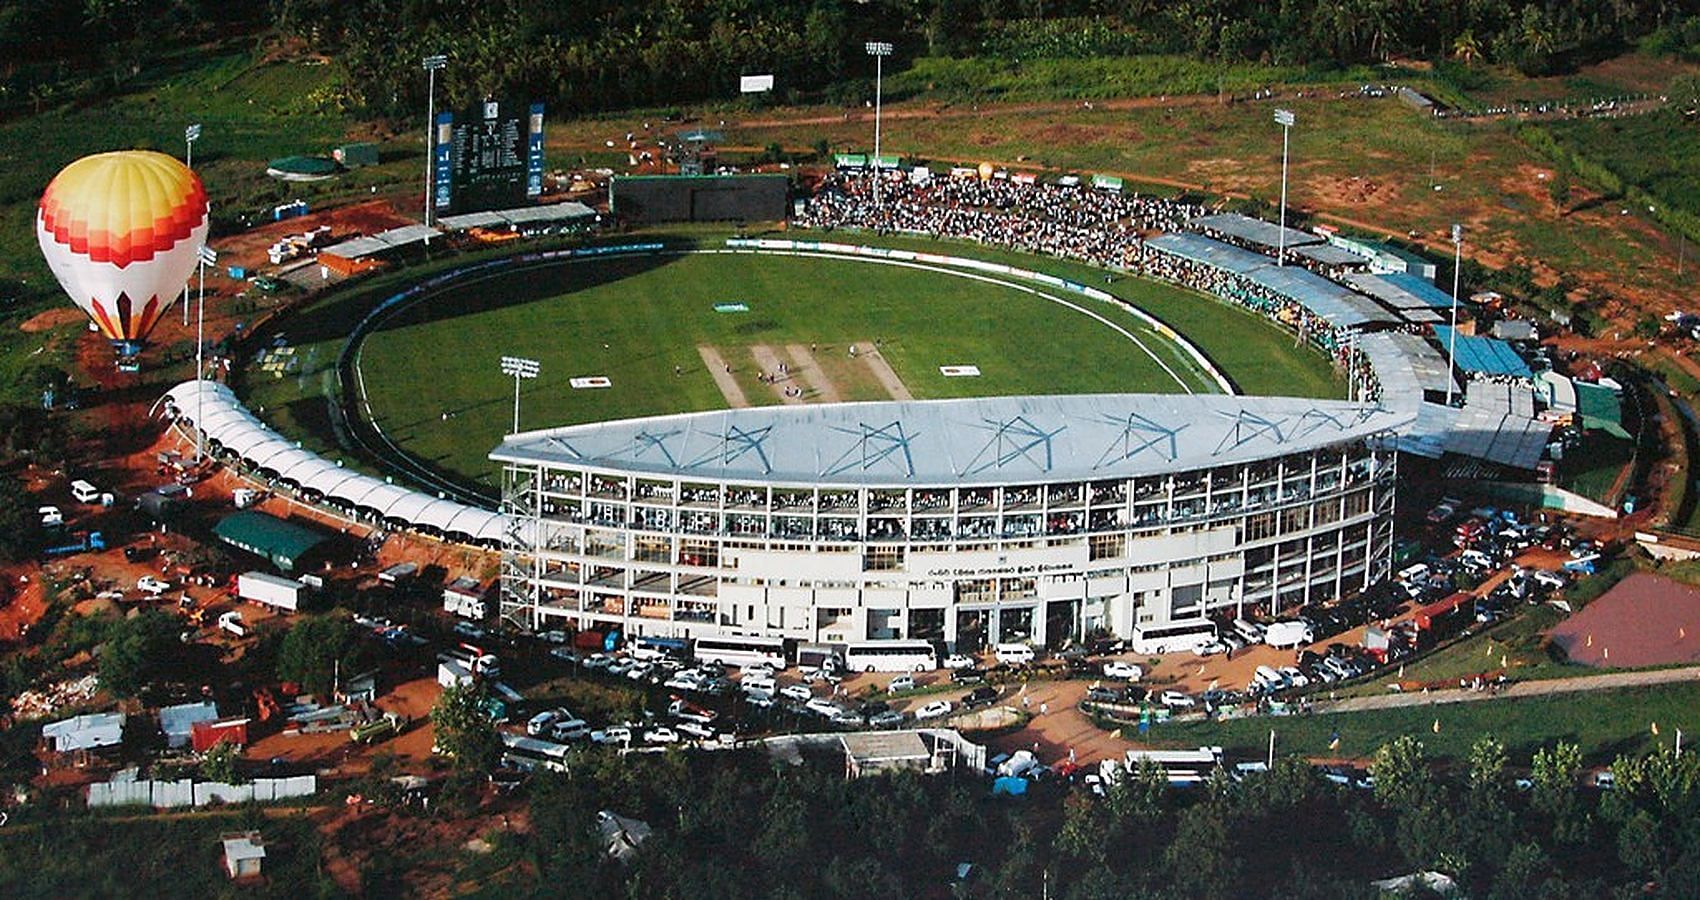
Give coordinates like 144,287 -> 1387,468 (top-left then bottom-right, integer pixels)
630,635 -> 690,661
500,732 -> 571,773
1128,621 -> 1217,655
844,640 -> 937,673
796,642 -> 843,677
693,635 -> 788,670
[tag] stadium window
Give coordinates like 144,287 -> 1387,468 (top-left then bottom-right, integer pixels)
1246,512 -> 1277,541
1281,506 -> 1310,534
1089,534 -> 1125,561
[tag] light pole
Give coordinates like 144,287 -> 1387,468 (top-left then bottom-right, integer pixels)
194,244 -> 217,462
1446,224 -> 1463,407
500,356 -> 540,434
182,123 -> 201,327
422,54 -> 448,242
865,41 -> 892,207
1274,108 -> 1295,266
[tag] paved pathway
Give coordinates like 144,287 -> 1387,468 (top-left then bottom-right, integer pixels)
695,345 -> 749,408
1318,664 -> 1700,714
784,343 -> 842,402
857,343 -> 913,400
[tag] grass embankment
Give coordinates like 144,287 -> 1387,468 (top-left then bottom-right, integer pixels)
1149,679 -> 1700,766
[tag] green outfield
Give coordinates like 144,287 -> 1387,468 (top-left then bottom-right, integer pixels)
354,250 -> 1226,483
240,238 -> 1343,489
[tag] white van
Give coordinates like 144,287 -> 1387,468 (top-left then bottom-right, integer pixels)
994,643 -> 1036,665
549,718 -> 590,742
70,480 -> 100,503
741,674 -> 777,696
1232,619 -> 1265,643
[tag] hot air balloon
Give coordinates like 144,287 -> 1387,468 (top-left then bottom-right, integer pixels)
36,150 -> 209,357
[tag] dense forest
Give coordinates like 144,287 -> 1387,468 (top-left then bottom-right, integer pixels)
469,736 -> 1699,897
10,2 -> 1700,119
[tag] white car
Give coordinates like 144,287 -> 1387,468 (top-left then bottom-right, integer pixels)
1279,666 -> 1310,688
526,710 -> 562,736
1103,661 -> 1144,681
582,653 -> 612,670
606,657 -> 636,676
744,691 -> 775,709
136,575 -> 171,596
805,697 -> 843,718
591,726 -> 632,745
1193,640 -> 1228,657
888,674 -> 917,693
914,700 -> 953,720
625,661 -> 654,681
676,721 -> 715,740
1158,690 -> 1196,709
642,726 -> 680,744
779,684 -> 813,703
943,654 -> 977,670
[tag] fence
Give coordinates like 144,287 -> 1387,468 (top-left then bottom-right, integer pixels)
86,775 -> 317,809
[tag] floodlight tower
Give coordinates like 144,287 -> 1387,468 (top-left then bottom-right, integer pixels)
422,54 -> 448,242
866,41 -> 892,206
501,356 -> 541,434
194,244 -> 217,462
1274,108 -> 1295,266
182,123 -> 201,327
1446,224 -> 1464,407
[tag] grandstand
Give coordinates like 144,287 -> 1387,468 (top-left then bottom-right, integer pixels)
492,394 -> 1408,647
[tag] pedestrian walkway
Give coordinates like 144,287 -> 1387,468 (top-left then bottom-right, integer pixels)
1318,664 -> 1700,714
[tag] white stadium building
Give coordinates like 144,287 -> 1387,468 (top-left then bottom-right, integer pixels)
493,393 -> 1410,652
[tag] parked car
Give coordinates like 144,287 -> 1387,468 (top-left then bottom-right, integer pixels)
452,621 -> 487,641
642,726 -> 680,744
548,646 -> 581,664
1193,639 -> 1228,657
527,710 -> 563,736
867,709 -> 906,729
1158,690 -> 1196,709
136,575 -> 171,596
780,684 -> 813,703
805,697 -> 844,718
888,674 -> 917,693
914,700 -> 954,721
590,726 -> 631,745
951,667 -> 986,684
962,685 -> 999,709
1103,661 -> 1144,681
676,721 -> 715,740
1085,685 -> 1122,704
942,653 -> 977,670
582,653 -> 612,670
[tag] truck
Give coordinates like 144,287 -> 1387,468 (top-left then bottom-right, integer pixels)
1263,620 -> 1315,649
236,571 -> 303,613
442,576 -> 489,619
44,531 -> 105,557
350,712 -> 404,744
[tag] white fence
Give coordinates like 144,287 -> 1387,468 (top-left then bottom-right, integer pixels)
86,775 -> 317,809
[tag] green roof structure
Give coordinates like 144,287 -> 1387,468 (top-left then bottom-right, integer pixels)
212,511 -> 334,573
1576,382 -> 1629,439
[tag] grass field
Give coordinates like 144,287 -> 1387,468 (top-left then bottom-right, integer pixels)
1149,679 -> 1700,766
348,250 -> 1229,484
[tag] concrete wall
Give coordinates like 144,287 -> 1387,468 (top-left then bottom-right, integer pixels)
87,775 -> 317,809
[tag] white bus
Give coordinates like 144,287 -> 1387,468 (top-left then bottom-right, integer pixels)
1129,621 -> 1217,655
693,635 -> 787,670
844,641 -> 937,673
500,732 -> 571,773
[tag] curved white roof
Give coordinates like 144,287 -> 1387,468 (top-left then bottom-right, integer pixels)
161,381 -> 506,542
491,394 -> 1412,488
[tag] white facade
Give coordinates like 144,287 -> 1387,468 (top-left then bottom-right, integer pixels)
494,394 -> 1404,650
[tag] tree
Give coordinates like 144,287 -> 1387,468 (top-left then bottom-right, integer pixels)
0,476 -> 36,564
200,738 -> 241,784
1453,29 -> 1483,64
1371,735 -> 1430,810
98,611 -> 181,697
429,681 -> 499,771
276,615 -> 359,697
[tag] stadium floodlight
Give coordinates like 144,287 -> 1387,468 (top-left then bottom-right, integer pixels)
194,245 -> 218,461
1273,109 -> 1295,266
422,54 -> 448,241
501,355 -> 541,434
1446,224 -> 1463,407
866,41 -> 893,207
182,123 -> 202,326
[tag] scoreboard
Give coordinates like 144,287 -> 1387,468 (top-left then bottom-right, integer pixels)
433,100 -> 545,214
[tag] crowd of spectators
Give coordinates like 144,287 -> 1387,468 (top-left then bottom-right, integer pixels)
795,170 -> 1205,270
793,169 -> 1423,404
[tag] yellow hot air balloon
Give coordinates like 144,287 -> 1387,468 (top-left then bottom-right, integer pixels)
36,150 -> 209,356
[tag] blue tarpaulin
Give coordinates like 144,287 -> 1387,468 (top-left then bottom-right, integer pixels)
1432,326 -> 1532,378
992,776 -> 1029,797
